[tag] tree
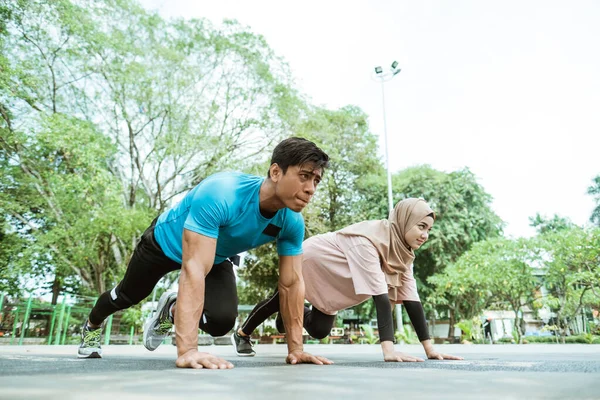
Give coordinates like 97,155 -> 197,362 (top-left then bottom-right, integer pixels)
529,213 -> 575,235
0,215 -> 26,296
588,175 -> 600,227
0,113 -> 150,296
537,227 -> 600,342
428,255 -> 492,339
1,0 -> 308,298
429,237 -> 540,341
237,243 -> 279,305
297,105 -> 384,233
237,105 -> 384,304
388,166 -> 504,325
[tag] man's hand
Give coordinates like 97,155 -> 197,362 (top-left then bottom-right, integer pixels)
285,350 -> 333,365
383,351 -> 424,362
425,349 -> 464,360
175,349 -> 234,369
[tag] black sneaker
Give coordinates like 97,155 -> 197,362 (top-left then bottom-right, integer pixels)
78,321 -> 102,359
231,331 -> 256,357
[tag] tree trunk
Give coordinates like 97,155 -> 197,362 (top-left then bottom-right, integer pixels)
447,310 -> 456,340
513,306 -> 523,344
50,276 -> 61,305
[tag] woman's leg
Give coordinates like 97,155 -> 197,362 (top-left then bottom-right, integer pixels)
240,290 -> 280,336
304,306 -> 336,339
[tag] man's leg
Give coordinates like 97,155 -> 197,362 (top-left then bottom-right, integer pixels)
80,219 -> 180,358
198,259 -> 239,336
145,261 -> 239,351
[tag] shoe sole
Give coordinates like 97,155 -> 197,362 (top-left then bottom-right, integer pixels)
230,334 -> 255,357
143,291 -> 175,351
78,351 -> 102,359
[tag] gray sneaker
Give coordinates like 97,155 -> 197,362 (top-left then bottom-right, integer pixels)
143,291 -> 176,351
78,321 -> 102,359
231,331 -> 255,357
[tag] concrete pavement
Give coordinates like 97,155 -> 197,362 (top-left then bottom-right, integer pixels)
1,344 -> 599,399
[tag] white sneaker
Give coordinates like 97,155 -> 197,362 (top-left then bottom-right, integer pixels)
143,291 -> 176,351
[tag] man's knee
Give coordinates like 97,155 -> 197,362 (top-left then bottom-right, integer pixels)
109,287 -> 136,310
307,325 -> 331,340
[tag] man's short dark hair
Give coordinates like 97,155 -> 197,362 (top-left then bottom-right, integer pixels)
269,137 -> 329,177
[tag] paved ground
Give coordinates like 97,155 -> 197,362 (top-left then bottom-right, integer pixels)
1,343 -> 599,399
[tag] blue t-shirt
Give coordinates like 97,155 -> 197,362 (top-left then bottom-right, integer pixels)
153,172 -> 305,265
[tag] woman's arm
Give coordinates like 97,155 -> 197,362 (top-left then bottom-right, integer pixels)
373,294 -> 423,362
403,300 -> 463,361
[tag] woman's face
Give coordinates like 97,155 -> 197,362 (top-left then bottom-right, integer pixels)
404,215 -> 434,250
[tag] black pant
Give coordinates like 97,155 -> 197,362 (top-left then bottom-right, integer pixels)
88,219 -> 238,337
240,290 -> 335,339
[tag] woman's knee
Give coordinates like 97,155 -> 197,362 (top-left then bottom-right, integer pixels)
201,312 -> 237,337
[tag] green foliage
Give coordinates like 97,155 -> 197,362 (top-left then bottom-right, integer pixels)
455,317 -> 483,342
392,166 -> 504,307
529,213 -> 575,235
429,237 -> 539,341
588,175 -> 600,226
239,105 -> 384,302
536,227 -> 600,341
1,112 -> 150,294
237,243 -> 279,304
395,324 -> 420,344
297,106 -> 384,233
360,324 -> 379,344
518,334 -> 600,345
120,306 -> 143,330
1,0 -> 308,298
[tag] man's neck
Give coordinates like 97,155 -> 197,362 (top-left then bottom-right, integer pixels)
259,178 -> 285,217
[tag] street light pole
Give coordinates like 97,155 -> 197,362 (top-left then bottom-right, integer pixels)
379,80 -> 394,214
372,61 -> 401,216
373,61 -> 403,337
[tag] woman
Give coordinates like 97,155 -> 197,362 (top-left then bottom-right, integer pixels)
232,198 -> 462,362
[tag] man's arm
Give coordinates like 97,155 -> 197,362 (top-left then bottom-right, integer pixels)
278,255 -> 333,365
174,229 -> 233,369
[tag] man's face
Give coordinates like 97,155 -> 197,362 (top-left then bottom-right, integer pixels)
272,164 -> 322,212
404,216 -> 434,250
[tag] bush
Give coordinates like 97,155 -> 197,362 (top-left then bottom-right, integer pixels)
395,325 -> 420,344
497,337 -> 515,344
565,335 -> 592,344
523,336 -> 558,344
360,324 -> 379,344
519,335 -> 600,344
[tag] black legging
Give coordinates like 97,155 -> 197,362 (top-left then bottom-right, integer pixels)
88,219 -> 238,337
240,290 -> 335,339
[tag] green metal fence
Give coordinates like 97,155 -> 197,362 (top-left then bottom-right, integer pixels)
0,293 -> 141,346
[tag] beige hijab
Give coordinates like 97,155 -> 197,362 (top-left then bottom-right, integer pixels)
338,198 -> 434,300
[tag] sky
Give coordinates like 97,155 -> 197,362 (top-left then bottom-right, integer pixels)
141,0 -> 599,238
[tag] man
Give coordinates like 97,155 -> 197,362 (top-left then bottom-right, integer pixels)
79,137 -> 332,369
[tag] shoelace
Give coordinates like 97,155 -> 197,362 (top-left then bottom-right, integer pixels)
239,333 -> 254,347
157,319 -> 173,335
83,328 -> 101,346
